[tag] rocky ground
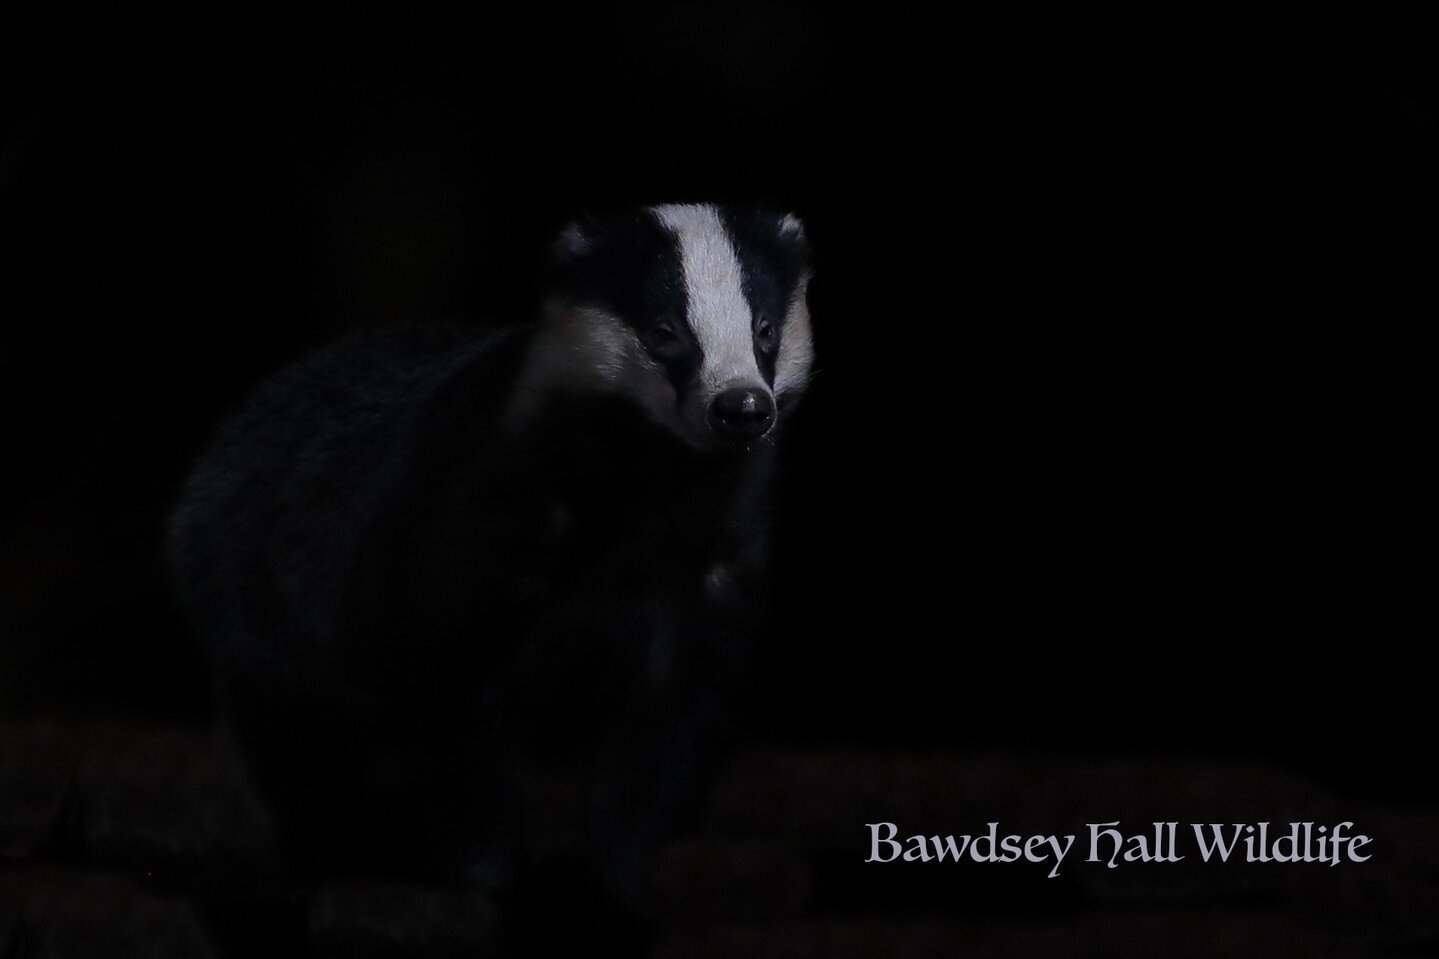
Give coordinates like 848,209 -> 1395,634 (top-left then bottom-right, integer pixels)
2,717 -> 1437,957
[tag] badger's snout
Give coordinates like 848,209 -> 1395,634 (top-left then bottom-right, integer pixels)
708,387 -> 776,441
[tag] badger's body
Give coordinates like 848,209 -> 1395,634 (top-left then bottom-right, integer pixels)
167,204 -> 813,901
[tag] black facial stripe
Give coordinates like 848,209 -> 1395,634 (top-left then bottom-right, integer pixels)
549,209 -> 702,398
719,208 -> 811,387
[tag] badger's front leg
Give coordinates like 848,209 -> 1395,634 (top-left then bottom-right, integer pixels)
587,694 -> 717,912
586,584 -> 758,912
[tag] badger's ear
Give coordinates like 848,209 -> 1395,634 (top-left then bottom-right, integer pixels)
550,217 -> 594,262
775,211 -> 812,267
778,212 -> 807,243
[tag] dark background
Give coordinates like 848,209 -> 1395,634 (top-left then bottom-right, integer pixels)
2,6 -> 1434,956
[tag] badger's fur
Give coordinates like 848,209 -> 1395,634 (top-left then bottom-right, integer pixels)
166,203 -> 813,904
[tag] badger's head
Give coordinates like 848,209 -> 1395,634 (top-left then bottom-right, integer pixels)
528,203 -> 813,451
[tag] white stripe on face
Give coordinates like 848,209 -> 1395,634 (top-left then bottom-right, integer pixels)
773,286 -> 813,399
651,204 -> 766,397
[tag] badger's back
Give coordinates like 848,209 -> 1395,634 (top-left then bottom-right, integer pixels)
167,324 -> 526,678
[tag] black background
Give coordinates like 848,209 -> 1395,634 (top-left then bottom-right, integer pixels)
2,5 -> 1434,954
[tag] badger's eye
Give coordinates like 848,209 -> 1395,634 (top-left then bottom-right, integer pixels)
644,322 -> 681,351
755,315 -> 776,351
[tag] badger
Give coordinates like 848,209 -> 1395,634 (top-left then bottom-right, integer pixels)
166,203 -> 814,906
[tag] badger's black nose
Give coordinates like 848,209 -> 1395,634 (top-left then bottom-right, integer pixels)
708,388 -> 776,440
